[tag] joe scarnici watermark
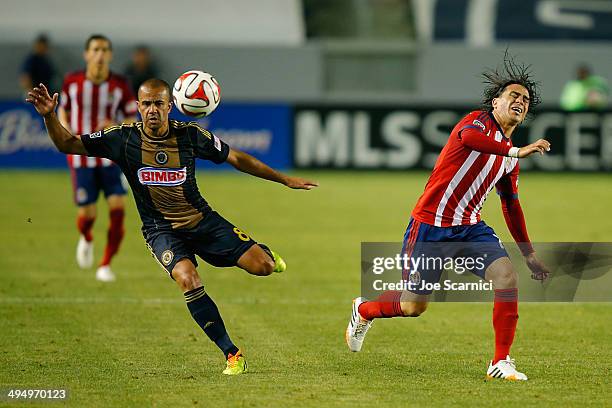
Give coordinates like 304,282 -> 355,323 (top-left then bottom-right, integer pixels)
370,253 -> 493,292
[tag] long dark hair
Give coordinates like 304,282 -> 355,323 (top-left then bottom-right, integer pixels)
481,50 -> 541,114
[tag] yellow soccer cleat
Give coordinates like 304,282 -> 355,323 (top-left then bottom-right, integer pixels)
271,250 -> 286,273
223,350 -> 247,375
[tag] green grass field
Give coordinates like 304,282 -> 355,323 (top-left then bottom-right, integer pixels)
0,170 -> 610,407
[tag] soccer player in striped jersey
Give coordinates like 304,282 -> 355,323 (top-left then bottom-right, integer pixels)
346,54 -> 552,380
58,34 -> 137,282
27,78 -> 318,375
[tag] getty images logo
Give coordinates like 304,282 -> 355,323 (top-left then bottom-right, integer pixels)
137,167 -> 187,186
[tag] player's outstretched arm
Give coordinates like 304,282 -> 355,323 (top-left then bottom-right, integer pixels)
500,196 -> 551,281
515,139 -> 551,158
460,128 -> 551,158
26,83 -> 87,155
226,148 -> 318,190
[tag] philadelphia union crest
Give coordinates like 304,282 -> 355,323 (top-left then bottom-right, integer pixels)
155,150 -> 169,165
161,250 -> 174,266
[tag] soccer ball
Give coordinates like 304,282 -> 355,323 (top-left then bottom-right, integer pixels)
172,70 -> 221,118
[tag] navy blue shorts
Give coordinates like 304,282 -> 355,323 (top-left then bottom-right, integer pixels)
71,165 -> 126,206
144,211 -> 257,278
401,218 -> 508,295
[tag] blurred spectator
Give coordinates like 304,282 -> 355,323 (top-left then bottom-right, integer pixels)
560,64 -> 609,111
20,34 -> 55,92
124,45 -> 158,95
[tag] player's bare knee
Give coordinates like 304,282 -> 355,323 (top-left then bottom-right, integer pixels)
79,204 -> 96,219
172,263 -> 201,291
492,268 -> 518,289
486,257 -> 518,289
400,301 -> 428,317
177,272 -> 201,291
106,194 -> 125,210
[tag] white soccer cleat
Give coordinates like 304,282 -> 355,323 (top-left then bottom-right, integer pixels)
345,297 -> 373,352
486,355 -> 528,381
96,265 -> 116,282
76,236 -> 94,269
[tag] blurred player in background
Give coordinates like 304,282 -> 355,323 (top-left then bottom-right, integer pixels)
58,34 -> 137,282
124,45 -> 158,96
346,54 -> 552,381
27,79 -> 318,375
19,34 -> 54,93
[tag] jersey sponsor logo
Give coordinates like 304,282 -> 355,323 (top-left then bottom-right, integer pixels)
137,167 -> 187,186
89,131 -> 102,139
472,119 -> 486,131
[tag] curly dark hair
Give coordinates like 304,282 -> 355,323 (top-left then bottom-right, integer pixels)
481,50 -> 541,114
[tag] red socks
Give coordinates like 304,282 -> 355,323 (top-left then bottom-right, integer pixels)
358,288 -> 518,364
77,215 -> 95,242
77,209 -> 125,266
493,288 -> 519,364
100,209 -> 125,266
358,291 -> 403,320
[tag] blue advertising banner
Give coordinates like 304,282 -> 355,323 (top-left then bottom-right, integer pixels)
0,101 -> 66,168
170,103 -> 291,170
0,101 -> 291,170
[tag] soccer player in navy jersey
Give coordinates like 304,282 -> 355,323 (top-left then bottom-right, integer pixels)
346,54 -> 552,380
58,34 -> 138,282
27,78 -> 318,375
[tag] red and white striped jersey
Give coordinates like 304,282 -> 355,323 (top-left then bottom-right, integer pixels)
60,70 -> 137,168
412,111 -> 520,227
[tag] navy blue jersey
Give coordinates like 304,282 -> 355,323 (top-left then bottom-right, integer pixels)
81,120 -> 229,231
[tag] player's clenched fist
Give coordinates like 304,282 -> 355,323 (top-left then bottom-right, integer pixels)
25,83 -> 58,117
518,139 -> 551,158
